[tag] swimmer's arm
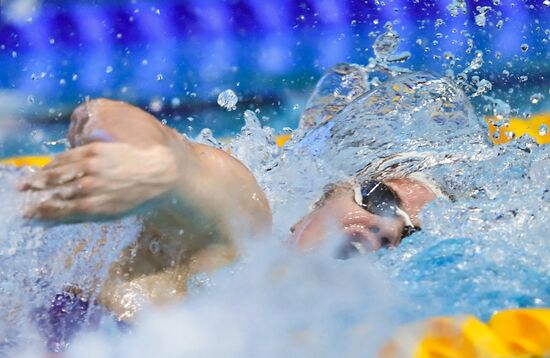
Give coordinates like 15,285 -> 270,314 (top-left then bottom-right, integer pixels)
19,99 -> 272,242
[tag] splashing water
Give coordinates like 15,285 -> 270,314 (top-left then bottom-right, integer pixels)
447,0 -> 467,17
0,167 -> 141,354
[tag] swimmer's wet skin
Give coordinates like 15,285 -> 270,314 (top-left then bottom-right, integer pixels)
19,98 -> 272,319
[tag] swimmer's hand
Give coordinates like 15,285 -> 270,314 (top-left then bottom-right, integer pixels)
18,142 -> 179,221
18,97 -> 271,240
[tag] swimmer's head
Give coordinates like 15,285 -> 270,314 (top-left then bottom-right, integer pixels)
290,177 -> 436,258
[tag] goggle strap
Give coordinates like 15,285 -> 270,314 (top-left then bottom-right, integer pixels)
395,206 -> 414,228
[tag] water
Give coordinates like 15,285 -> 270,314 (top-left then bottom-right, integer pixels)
1,5 -> 550,358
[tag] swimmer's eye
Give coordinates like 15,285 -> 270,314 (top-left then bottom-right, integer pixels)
354,180 -> 420,240
353,181 -> 401,217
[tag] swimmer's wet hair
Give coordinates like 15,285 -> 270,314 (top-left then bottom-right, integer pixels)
312,181 -> 355,210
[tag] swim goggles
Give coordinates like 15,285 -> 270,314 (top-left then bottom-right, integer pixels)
353,180 -> 419,240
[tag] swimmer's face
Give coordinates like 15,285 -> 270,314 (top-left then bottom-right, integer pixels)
290,178 -> 436,258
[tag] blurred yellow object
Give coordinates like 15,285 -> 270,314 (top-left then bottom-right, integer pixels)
489,309 -> 550,357
380,309 -> 550,358
0,156 -> 52,167
486,113 -> 550,145
380,316 -> 513,358
275,133 -> 292,147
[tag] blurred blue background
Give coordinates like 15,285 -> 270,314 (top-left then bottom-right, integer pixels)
0,0 -> 549,156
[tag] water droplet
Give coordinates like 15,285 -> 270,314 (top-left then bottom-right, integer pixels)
373,19 -> 379,25
156,73 -> 164,81
545,0 -> 550,6
373,30 -> 400,59
49,38 -> 55,45
469,51 -> 484,71
11,51 -> 17,58
149,99 -> 163,112
27,95 -> 35,104
539,124 -> 548,136
292,104 -> 300,110
171,97 -> 181,107
520,75 -> 528,83
447,0 -> 467,17
217,89 -> 239,111
520,44 -> 529,52
475,6 -> 491,27
496,20 -> 503,29
530,93 -> 544,104
492,0 -> 500,5
59,79 -> 66,86
72,74 -> 78,81
148,240 -> 160,254
474,79 -> 492,96
106,66 -> 113,74
30,129 -> 44,143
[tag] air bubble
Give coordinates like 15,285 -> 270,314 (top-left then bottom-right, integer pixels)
217,89 -> 239,111
106,66 -> 113,74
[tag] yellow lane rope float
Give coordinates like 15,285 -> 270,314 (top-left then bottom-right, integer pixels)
486,112 -> 550,145
380,308 -> 550,358
0,155 -> 52,167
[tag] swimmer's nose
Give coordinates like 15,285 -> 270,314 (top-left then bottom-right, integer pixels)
291,210 -> 403,255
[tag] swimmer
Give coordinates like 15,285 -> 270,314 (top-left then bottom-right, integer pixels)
19,68 -> 450,321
